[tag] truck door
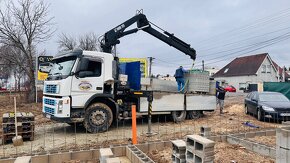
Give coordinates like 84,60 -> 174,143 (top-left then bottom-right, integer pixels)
70,57 -> 104,107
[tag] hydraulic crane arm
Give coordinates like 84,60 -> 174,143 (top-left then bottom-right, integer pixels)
100,11 -> 196,60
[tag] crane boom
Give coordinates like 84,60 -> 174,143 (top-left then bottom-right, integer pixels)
100,12 -> 196,60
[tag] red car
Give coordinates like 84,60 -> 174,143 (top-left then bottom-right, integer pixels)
224,85 -> 236,92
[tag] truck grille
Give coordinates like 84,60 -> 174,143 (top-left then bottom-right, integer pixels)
44,98 -> 56,106
45,84 -> 58,94
44,106 -> 55,115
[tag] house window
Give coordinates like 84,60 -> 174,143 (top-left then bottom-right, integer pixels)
261,65 -> 266,73
267,65 -> 271,73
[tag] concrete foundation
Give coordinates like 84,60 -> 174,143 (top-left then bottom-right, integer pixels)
276,126 -> 290,163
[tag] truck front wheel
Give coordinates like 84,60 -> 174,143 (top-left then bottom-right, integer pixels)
83,103 -> 113,133
171,111 -> 186,123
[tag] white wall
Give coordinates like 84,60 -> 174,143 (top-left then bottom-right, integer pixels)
215,57 -> 278,92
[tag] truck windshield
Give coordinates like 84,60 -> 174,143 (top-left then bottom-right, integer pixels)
47,56 -> 76,80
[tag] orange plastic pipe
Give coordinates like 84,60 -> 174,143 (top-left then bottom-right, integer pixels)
132,105 -> 137,144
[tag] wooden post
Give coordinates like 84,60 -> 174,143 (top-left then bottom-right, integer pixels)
132,105 -> 137,144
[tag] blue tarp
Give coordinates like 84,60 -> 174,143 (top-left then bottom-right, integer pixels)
119,61 -> 141,90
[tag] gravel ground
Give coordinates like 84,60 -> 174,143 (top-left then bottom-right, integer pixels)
0,93 -> 281,162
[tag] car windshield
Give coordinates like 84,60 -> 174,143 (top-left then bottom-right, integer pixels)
259,94 -> 289,102
48,56 -> 76,79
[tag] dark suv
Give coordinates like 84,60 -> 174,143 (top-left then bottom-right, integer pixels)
244,91 -> 290,121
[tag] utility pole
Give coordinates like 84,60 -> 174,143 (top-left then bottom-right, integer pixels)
148,57 -> 155,78
202,60 -> 204,71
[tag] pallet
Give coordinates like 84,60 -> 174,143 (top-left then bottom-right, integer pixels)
2,112 -> 35,144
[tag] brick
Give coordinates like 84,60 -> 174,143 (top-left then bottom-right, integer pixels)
14,156 -> 31,163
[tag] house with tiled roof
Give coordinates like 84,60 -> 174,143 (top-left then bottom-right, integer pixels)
212,53 -> 289,92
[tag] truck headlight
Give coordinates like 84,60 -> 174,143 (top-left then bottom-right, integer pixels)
58,100 -> 63,113
262,106 -> 275,112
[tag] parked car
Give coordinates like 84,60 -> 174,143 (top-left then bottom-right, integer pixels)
244,91 -> 290,121
224,85 -> 236,92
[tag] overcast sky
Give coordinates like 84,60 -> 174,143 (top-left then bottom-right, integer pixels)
41,0 -> 290,75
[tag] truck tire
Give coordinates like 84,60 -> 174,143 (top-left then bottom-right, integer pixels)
83,103 -> 113,133
171,111 -> 186,123
188,111 -> 202,120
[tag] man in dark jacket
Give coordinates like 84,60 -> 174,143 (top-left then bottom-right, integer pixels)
216,86 -> 226,114
174,66 -> 186,92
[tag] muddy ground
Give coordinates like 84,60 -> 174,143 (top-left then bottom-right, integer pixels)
0,93 -> 279,162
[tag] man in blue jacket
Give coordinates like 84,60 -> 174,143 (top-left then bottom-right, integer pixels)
174,66 -> 186,92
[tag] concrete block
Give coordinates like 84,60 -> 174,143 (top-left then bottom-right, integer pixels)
232,133 -> 245,138
156,142 -> 165,151
106,157 -> 120,163
186,136 -> 195,152
189,135 -> 215,148
0,159 -> 15,163
266,130 -> 276,136
148,142 -> 157,152
255,131 -> 266,137
221,135 -> 227,142
186,150 -> 194,162
269,148 -> 276,159
126,146 -> 133,160
71,150 -> 93,161
226,136 -> 240,145
112,146 -> 126,157
100,148 -> 114,163
14,156 -> 31,163
135,144 -> 148,153
92,149 -> 100,161
194,147 -> 215,158
48,152 -> 71,163
31,155 -> 48,163
252,143 -> 270,157
164,141 -> 172,148
171,140 -> 186,149
245,132 -> 256,138
282,121 -> 290,126
239,139 -> 253,151
200,126 -> 211,137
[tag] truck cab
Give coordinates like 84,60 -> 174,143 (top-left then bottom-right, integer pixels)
43,50 -> 117,132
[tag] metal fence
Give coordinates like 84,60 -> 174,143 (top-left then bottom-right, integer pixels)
0,108 -> 281,159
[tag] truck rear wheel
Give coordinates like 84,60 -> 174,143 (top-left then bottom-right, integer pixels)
83,103 -> 113,133
171,111 -> 186,123
188,111 -> 202,119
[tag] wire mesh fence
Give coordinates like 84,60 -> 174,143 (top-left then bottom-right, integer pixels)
0,107 -> 282,159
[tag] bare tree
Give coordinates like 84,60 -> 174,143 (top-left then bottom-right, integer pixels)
58,33 -> 77,51
79,32 -> 100,51
58,32 -> 100,51
0,0 -> 54,102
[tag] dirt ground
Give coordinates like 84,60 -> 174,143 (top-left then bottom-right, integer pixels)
0,92 -> 281,162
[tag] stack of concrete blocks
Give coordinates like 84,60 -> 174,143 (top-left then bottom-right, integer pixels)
99,148 -> 120,163
184,70 -> 210,93
171,140 -> 187,163
276,126 -> 290,163
186,135 -> 215,163
126,145 -> 154,163
200,126 -> 211,138
141,78 -> 178,92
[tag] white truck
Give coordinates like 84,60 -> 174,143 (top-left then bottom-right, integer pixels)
42,11 -> 216,133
